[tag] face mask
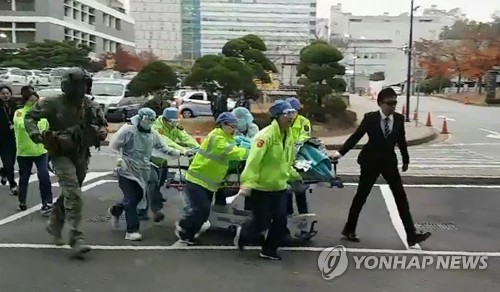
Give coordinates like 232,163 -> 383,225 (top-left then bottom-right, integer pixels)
139,120 -> 153,131
237,120 -> 247,132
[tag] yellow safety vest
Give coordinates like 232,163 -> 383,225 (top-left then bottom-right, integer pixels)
240,119 -> 301,192
185,128 -> 248,192
290,114 -> 312,143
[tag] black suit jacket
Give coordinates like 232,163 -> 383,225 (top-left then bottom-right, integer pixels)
338,111 -> 409,167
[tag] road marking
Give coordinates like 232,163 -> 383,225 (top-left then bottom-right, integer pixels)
479,128 -> 500,140
0,243 -> 498,256
51,171 -> 113,187
379,185 -> 420,250
0,173 -> 113,227
340,183 -> 500,188
437,115 -> 455,121
431,142 -> 500,147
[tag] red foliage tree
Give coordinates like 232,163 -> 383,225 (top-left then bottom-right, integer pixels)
113,47 -> 145,73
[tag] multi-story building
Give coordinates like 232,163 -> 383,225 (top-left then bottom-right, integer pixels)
198,0 -> 317,64
128,0 -> 183,61
329,3 -> 458,85
0,0 -> 135,56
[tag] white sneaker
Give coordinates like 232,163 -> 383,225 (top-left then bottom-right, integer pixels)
125,232 -> 143,241
200,221 -> 211,233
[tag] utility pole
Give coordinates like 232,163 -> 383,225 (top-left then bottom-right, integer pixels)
352,46 -> 357,94
405,0 -> 415,122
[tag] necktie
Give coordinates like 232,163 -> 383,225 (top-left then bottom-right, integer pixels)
384,117 -> 391,137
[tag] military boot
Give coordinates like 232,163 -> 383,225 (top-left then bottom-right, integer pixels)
46,225 -> 65,246
69,239 -> 92,258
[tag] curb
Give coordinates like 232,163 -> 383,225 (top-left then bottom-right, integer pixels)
336,174 -> 500,185
102,128 -> 439,148
324,128 -> 439,150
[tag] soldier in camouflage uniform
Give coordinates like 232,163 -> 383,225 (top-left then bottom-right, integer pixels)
24,67 -> 108,258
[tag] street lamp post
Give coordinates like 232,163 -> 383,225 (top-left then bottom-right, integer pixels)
405,0 -> 415,122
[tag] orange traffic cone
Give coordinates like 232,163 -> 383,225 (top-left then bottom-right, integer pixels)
464,97 -> 470,104
441,119 -> 449,134
425,112 -> 432,126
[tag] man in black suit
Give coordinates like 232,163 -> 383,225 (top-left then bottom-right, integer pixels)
331,88 -> 431,247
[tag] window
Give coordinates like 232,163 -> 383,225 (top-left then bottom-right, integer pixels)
349,19 -> 362,22
16,0 -> 35,11
0,1 -> 12,11
16,31 -> 35,43
15,22 -> 35,29
0,22 -> 12,28
189,93 -> 204,100
0,31 -> 12,42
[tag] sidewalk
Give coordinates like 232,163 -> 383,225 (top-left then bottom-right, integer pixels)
102,95 -> 438,147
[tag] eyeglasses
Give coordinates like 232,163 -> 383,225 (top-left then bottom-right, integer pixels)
384,100 -> 398,106
223,123 -> 237,130
283,111 -> 297,118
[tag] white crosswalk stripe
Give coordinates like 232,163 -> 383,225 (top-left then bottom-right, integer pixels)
336,144 -> 500,176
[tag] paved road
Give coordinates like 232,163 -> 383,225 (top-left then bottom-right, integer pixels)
336,142 -> 500,178
0,162 -> 499,291
398,95 -> 500,159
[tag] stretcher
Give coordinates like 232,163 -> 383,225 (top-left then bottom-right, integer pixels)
156,137 -> 344,242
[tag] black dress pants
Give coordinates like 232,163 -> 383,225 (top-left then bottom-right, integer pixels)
343,163 -> 416,238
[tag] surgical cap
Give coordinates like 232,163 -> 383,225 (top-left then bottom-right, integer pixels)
131,107 -> 156,126
269,100 -> 296,118
216,112 -> 238,124
231,107 -> 254,124
163,107 -> 178,121
286,97 -> 301,111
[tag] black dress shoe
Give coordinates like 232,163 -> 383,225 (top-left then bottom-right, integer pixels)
341,231 -> 360,242
408,232 -> 431,246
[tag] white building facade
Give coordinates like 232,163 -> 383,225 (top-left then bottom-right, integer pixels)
329,3 -> 458,86
129,0 -> 183,60
199,0 -> 317,64
0,0 -> 135,56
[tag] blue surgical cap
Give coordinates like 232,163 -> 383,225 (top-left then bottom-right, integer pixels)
269,100 -> 296,118
216,112 -> 238,124
131,107 -> 156,126
231,107 -> 254,124
286,97 -> 301,111
163,107 -> 178,121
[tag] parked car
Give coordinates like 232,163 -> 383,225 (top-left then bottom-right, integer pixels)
36,87 -> 63,99
0,67 -> 28,84
178,96 -> 236,118
91,79 -> 152,122
92,70 -> 123,81
48,67 -> 70,85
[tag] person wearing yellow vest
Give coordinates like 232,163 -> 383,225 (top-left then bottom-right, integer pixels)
233,99 -> 301,261
13,91 -> 53,214
152,107 -> 200,151
175,112 -> 249,245
285,97 -> 311,215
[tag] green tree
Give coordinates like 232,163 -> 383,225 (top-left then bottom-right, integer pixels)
221,34 -> 277,83
0,40 -> 91,69
128,61 -> 177,96
185,54 -> 259,97
296,40 -> 347,106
